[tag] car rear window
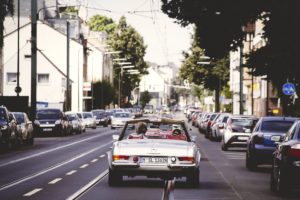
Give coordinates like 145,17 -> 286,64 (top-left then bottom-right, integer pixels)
261,121 -> 295,132
230,118 -> 258,132
36,110 -> 60,120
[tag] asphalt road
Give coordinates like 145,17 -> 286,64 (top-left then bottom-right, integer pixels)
0,113 -> 299,200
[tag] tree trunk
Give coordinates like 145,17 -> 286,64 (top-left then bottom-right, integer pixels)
215,87 -> 220,112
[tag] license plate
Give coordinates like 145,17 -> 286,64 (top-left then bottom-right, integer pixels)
43,128 -> 52,132
238,136 -> 249,141
142,157 -> 168,164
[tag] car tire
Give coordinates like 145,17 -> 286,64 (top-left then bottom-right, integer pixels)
111,126 -> 115,130
27,137 -> 34,146
186,168 -> 200,187
276,167 -> 288,195
246,151 -> 257,171
108,168 -> 122,186
221,137 -> 228,151
270,163 -> 277,192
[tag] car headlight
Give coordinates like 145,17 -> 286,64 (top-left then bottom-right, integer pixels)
1,125 -> 8,130
34,120 -> 40,126
55,120 -> 62,125
21,125 -> 26,132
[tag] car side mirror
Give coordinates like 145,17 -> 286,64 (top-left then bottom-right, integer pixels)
112,135 -> 119,141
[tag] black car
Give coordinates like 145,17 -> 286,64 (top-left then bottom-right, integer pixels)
246,116 -> 297,170
34,108 -> 71,136
0,105 -> 18,150
92,109 -> 108,127
270,120 -> 300,195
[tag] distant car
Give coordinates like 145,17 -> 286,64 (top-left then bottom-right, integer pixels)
65,112 -> 83,134
75,112 -> 86,132
143,104 -> 154,114
270,120 -> 300,195
108,118 -> 201,187
105,110 -> 113,125
12,112 -> 34,145
34,108 -> 71,136
0,105 -> 18,150
210,113 -> 231,141
246,116 -> 297,170
80,112 -> 97,129
111,112 -> 134,129
222,115 -> 258,151
92,109 -> 108,126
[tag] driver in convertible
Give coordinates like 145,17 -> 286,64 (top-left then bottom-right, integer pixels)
128,122 -> 147,139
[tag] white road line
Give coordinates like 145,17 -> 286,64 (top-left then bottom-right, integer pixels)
66,169 -> 109,200
0,142 -> 112,192
66,170 -> 77,176
80,164 -> 89,169
99,154 -> 105,158
48,178 -> 62,184
91,159 -> 98,163
228,157 -> 245,160
23,188 -> 43,197
0,131 -> 115,168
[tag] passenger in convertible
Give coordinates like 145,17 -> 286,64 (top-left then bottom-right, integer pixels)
128,122 -> 147,139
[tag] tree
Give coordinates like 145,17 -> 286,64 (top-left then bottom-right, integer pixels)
161,1 -> 300,116
180,31 -> 229,112
1,0 -> 14,48
139,91 -> 152,109
87,15 -> 117,36
89,80 -> 116,109
108,16 -> 148,107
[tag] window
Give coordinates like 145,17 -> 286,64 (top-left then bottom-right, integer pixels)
38,74 -> 49,84
7,73 -> 17,83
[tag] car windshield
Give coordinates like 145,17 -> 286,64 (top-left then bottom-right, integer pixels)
77,113 -> 82,119
230,118 -> 258,132
13,113 -> 25,123
261,121 -> 295,132
67,114 -> 77,121
92,111 -> 105,117
114,113 -> 131,118
122,120 -> 188,141
36,110 -> 60,120
83,113 -> 93,118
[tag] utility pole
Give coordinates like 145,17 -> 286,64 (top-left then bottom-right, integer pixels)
239,43 -> 244,115
66,21 -> 70,111
30,0 -> 37,120
16,0 -> 21,96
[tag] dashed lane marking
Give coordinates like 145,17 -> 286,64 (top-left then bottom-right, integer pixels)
80,164 -> 89,169
23,188 -> 43,197
91,159 -> 98,163
48,178 -> 62,184
66,170 -> 77,176
99,154 -> 105,158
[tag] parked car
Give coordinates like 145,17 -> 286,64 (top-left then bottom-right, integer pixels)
65,112 -> 83,134
210,113 -> 231,141
270,120 -> 300,195
205,113 -> 221,139
108,118 -> 201,186
111,112 -> 134,129
0,105 -> 18,150
143,104 -> 154,114
12,112 -> 34,145
92,109 -> 108,126
105,110 -> 114,125
222,115 -> 258,151
34,108 -> 71,136
246,116 -> 297,170
75,112 -> 86,132
80,112 -> 97,129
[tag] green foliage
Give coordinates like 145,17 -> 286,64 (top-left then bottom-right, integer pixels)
63,6 -> 78,14
139,91 -> 152,109
108,16 -> 148,106
90,80 -> 116,109
87,15 -> 117,36
1,0 -> 14,48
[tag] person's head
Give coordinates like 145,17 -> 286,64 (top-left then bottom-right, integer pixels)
136,122 -> 147,134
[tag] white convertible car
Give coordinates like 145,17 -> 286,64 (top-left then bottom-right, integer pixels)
108,118 -> 201,186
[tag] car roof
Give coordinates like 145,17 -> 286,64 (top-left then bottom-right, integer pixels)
126,118 -> 184,125
261,116 -> 298,121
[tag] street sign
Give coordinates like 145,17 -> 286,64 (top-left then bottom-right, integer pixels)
282,82 -> 295,95
83,82 -> 91,91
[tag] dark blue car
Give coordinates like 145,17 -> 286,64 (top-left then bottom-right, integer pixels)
246,116 -> 297,170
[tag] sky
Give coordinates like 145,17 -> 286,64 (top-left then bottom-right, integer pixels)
61,0 -> 193,67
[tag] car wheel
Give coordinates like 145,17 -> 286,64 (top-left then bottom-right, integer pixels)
221,137 -> 227,151
246,151 -> 257,171
276,167 -> 288,195
111,126 -> 115,130
108,168 -> 122,186
186,168 -> 200,187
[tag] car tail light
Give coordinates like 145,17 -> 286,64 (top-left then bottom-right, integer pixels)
208,121 -> 211,127
113,155 -> 129,161
253,134 -> 264,144
288,144 -> 300,157
178,157 -> 194,163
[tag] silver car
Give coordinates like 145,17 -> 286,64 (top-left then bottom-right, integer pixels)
108,118 -> 201,186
